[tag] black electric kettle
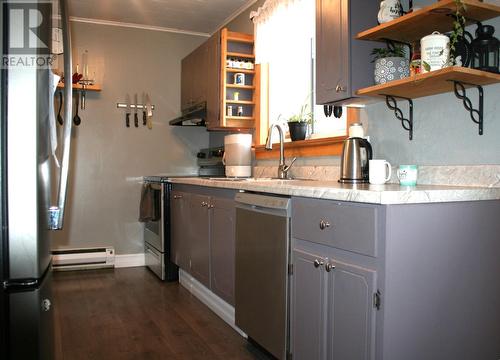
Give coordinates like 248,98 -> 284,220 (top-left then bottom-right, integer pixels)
339,137 -> 373,183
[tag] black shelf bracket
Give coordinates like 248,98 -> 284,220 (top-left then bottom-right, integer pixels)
383,95 -> 414,140
450,81 -> 484,135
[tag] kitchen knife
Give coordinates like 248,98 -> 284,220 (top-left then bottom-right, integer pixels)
134,93 -> 139,127
125,94 -> 131,127
142,92 -> 147,126
145,93 -> 153,130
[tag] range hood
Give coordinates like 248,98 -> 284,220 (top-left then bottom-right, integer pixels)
169,102 -> 206,126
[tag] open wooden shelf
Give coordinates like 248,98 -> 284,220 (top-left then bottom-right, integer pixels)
57,83 -> 102,91
356,66 -> 500,99
226,31 -> 254,44
226,68 -> 255,74
226,84 -> 255,90
356,0 -> 500,43
227,52 -> 255,59
226,100 -> 255,105
225,116 -> 254,120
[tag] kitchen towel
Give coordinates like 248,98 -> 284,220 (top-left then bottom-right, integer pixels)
138,184 -> 158,222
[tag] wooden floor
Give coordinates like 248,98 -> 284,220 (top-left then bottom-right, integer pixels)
53,267 -> 272,360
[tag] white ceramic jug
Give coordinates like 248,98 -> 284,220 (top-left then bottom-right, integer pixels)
378,0 -> 403,24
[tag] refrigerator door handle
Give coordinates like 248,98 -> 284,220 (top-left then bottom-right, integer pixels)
49,0 -> 73,230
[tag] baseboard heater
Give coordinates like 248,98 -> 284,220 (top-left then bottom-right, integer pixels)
51,247 -> 115,271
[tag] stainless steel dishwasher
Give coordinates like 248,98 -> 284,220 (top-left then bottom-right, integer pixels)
234,192 -> 291,360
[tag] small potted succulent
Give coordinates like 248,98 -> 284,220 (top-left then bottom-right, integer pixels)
371,45 -> 410,84
285,103 -> 312,141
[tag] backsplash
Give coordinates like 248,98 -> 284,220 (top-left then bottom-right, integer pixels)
253,165 -> 500,188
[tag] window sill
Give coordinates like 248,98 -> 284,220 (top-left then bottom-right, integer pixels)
254,136 -> 348,159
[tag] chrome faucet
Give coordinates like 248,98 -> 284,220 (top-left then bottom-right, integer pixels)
265,124 -> 297,179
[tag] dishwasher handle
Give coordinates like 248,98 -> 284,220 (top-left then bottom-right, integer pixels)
235,192 -> 290,211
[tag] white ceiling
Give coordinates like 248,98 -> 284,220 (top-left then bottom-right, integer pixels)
68,0 -> 254,35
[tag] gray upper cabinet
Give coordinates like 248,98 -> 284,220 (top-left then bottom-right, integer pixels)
315,0 -> 379,105
210,196 -> 235,305
205,31 -> 221,130
181,39 -> 210,110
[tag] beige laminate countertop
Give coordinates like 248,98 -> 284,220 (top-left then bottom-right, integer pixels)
167,177 -> 500,205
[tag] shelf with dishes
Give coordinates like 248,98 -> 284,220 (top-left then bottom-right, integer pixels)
356,0 -> 500,43
57,83 -> 102,91
354,0 -> 500,140
220,28 -> 258,129
226,68 -> 255,74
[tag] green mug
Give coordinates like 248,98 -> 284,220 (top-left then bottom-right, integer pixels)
397,165 -> 418,186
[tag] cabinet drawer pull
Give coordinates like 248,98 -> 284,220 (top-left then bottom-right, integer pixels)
325,263 -> 335,272
319,220 -> 330,230
335,85 -> 345,92
173,195 -> 183,199
201,201 -> 208,207
313,259 -> 324,268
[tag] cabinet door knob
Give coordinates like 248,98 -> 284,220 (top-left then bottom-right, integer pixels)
208,204 -> 214,209
335,85 -> 345,92
313,259 -> 324,268
325,263 -> 335,272
201,201 -> 207,207
319,220 -> 330,230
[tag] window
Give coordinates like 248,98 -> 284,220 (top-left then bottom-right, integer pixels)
251,0 -> 346,144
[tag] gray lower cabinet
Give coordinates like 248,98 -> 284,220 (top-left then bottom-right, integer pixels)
292,248 -> 328,360
210,196 -> 236,305
188,193 -> 211,288
292,242 -> 376,360
170,184 -> 236,304
292,197 -> 500,360
171,191 -> 190,270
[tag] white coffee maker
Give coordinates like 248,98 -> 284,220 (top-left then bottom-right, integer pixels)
223,134 -> 252,178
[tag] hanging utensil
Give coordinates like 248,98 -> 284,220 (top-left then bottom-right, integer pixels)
57,91 -> 64,125
125,94 -> 131,128
81,84 -> 86,110
145,93 -> 153,130
134,93 -> 139,128
73,92 -> 81,126
142,93 -> 147,126
333,106 -> 342,118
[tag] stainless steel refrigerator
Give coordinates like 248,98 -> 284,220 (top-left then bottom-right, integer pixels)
1,0 -> 74,358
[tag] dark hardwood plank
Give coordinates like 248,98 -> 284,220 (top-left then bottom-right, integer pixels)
53,267 -> 272,360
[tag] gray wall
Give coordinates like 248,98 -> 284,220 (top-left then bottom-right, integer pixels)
363,16 -> 500,166
52,22 -> 208,254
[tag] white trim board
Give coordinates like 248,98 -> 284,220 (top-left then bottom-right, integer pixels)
69,17 -> 210,37
179,269 -> 247,338
114,253 -> 145,268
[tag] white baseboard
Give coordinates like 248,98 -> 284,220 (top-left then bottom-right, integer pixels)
179,269 -> 247,338
114,253 -> 145,268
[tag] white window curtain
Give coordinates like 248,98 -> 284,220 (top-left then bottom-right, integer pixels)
251,0 -> 346,140
252,0 -> 314,135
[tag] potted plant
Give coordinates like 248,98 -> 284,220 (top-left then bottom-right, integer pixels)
371,45 -> 410,84
285,103 -> 312,141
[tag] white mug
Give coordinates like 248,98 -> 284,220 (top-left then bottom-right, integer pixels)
369,160 -> 392,185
